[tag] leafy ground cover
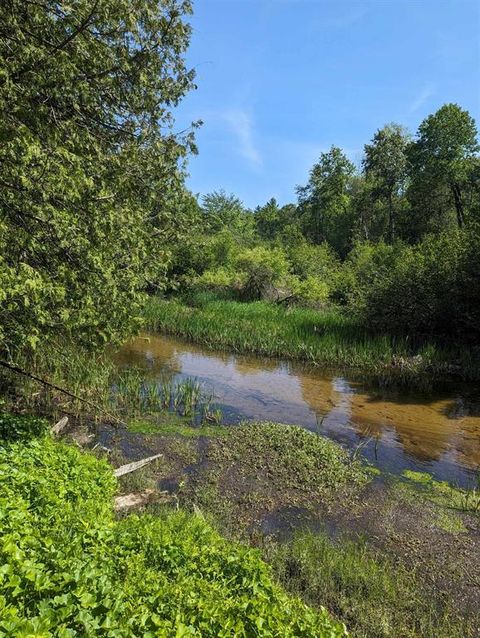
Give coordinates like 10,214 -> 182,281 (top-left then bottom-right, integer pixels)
0,416 -> 345,637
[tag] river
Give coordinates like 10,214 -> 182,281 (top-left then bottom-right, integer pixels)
115,333 -> 480,487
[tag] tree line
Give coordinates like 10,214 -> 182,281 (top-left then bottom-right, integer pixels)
170,104 -> 480,342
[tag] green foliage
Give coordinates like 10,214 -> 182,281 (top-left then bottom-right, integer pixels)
287,241 -> 340,281
0,437 -> 345,637
341,241 -> 401,315
297,146 -> 356,256
288,275 -> 330,306
236,246 -> 290,300
145,296 -> 404,368
255,198 -> 281,240
0,0 -> 197,355
145,295 -> 480,383
228,422 -> 367,491
363,123 -> 410,242
408,103 -> 479,229
201,190 -> 254,237
356,227 -> 480,339
0,412 -> 49,442
401,470 -> 480,513
196,266 -> 238,291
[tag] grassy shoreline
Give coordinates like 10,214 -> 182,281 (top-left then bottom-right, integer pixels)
0,419 -> 345,637
143,295 -> 480,385
2,404 -> 479,637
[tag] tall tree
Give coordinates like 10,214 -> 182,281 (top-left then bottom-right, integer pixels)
297,146 -> 356,256
201,190 -> 253,235
0,0 -> 197,355
363,123 -> 410,242
408,104 -> 479,229
255,198 -> 281,240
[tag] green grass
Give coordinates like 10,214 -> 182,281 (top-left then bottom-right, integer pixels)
1,337 -> 224,427
144,296 -> 477,384
127,413 -> 230,438
265,530 -> 473,638
0,426 -> 345,637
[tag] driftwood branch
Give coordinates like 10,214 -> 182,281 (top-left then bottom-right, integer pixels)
114,489 -> 174,511
51,416 -> 68,436
113,454 -> 163,477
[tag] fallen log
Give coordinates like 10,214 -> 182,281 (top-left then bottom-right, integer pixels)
51,416 -> 69,436
114,490 -> 175,511
113,453 -> 163,477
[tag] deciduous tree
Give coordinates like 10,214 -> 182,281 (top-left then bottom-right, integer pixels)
0,0 -> 197,354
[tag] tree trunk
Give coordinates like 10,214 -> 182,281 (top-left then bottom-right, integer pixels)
388,190 -> 395,243
451,183 -> 464,228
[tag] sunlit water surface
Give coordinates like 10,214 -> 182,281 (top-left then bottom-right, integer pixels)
115,333 -> 480,487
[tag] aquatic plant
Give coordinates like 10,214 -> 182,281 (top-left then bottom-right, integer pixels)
110,373 -> 222,426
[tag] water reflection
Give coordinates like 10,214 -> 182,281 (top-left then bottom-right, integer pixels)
115,334 -> 480,486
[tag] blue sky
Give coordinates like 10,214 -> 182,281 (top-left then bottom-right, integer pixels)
175,0 -> 480,209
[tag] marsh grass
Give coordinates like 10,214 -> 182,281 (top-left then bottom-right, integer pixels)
110,372 -> 222,425
144,296 -> 479,385
265,530 -> 473,638
1,339 -> 223,428
0,340 -> 116,417
401,470 -> 480,514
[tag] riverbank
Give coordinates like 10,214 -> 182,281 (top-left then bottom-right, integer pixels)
2,331 -> 479,637
0,413 -> 345,637
70,414 -> 479,638
144,296 -> 480,386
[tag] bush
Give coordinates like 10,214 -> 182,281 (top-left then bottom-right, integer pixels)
354,228 -> 480,340
288,241 -> 340,282
0,412 -> 49,442
236,246 -> 290,300
286,275 -> 330,306
0,437 -> 346,637
196,266 -> 238,291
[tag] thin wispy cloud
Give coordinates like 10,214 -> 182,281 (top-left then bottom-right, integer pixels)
407,83 -> 435,114
222,109 -> 263,170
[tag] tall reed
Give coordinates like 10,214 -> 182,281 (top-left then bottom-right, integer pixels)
144,296 -> 478,384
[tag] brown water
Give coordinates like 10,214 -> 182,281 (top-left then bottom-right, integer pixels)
115,333 -> 480,487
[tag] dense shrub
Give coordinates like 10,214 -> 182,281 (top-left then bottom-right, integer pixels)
0,436 -> 345,637
0,412 -> 49,442
354,228 -> 480,339
236,246 -> 290,300
287,241 -> 340,282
